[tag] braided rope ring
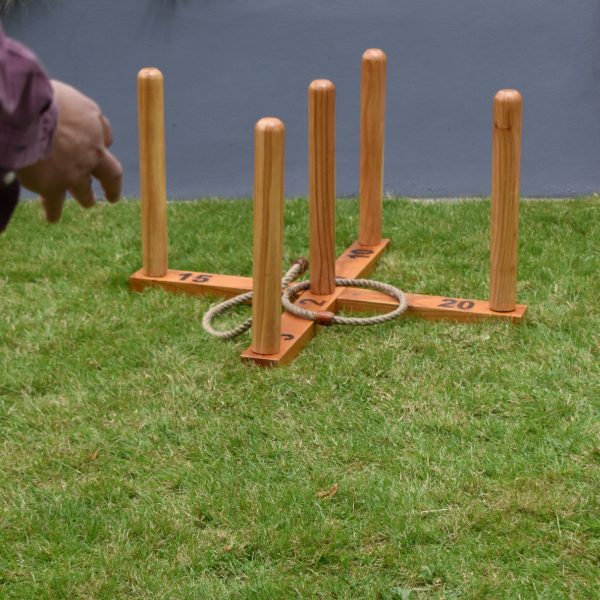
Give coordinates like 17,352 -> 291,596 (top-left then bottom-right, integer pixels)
282,278 -> 408,326
202,258 -> 308,340
202,290 -> 254,339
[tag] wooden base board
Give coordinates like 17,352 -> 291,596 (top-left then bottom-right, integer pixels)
337,289 -> 527,323
240,239 -> 390,366
129,238 -> 527,366
129,269 -> 252,298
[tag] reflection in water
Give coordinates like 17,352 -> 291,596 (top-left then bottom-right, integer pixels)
0,0 -> 30,17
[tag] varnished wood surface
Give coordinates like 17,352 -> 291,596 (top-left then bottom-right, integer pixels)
489,89 -> 522,312
251,118 -> 285,354
128,237 -> 390,302
308,80 -> 336,295
138,68 -> 168,277
359,49 -> 386,246
337,288 -> 527,323
129,267 -> 527,325
240,239 -> 390,366
129,268 -> 252,298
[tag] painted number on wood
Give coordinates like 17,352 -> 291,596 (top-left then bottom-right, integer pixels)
299,298 -> 326,307
438,298 -> 475,311
178,272 -> 213,283
347,248 -> 374,259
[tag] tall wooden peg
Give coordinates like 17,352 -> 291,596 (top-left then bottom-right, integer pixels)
131,59 -> 529,369
138,68 -> 168,278
359,48 -> 387,246
252,118 -> 285,355
308,79 -> 336,295
489,89 -> 522,312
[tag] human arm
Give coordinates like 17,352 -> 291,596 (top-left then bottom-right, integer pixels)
17,79 -> 123,222
0,23 -> 122,229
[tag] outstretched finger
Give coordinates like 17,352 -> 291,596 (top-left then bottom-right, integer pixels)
69,177 -> 96,209
41,190 -> 66,223
92,149 -> 122,203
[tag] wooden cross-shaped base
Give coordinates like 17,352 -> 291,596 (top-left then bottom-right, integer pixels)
130,240 -> 527,366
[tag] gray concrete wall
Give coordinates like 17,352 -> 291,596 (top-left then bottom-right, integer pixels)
4,0 -> 600,198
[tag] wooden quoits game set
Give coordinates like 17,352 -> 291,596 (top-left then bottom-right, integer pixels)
129,49 -> 527,366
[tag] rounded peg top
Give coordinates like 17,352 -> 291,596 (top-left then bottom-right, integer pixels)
494,89 -> 522,105
138,67 -> 163,82
309,79 -> 335,93
493,89 -> 522,129
362,48 -> 387,63
254,117 -> 285,134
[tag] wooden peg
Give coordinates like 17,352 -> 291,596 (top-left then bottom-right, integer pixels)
489,89 -> 522,312
138,68 -> 168,277
308,79 -> 336,295
359,48 -> 386,246
252,118 -> 285,355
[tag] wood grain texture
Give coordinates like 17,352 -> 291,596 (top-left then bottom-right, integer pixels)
489,89 -> 522,312
308,79 -> 336,295
129,269 -> 252,298
337,288 -> 527,323
241,239 -> 390,366
138,68 -> 168,277
252,118 -> 285,355
130,268 -> 527,324
130,235 -> 527,367
359,49 -> 386,246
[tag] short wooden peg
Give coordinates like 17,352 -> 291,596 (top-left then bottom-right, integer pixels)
359,49 -> 386,246
138,68 -> 168,277
308,79 -> 336,295
489,89 -> 522,312
252,117 -> 285,355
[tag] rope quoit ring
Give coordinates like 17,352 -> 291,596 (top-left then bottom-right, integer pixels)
282,278 -> 408,326
202,258 -> 408,338
202,258 -> 308,340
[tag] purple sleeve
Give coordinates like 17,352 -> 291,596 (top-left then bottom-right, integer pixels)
0,22 -> 57,171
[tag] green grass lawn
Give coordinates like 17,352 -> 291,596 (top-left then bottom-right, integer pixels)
1,197 -> 599,599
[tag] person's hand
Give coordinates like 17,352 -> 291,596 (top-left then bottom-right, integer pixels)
17,80 -> 123,223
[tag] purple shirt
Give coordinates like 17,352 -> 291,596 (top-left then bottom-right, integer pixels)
0,23 -> 57,230
0,23 -> 57,170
